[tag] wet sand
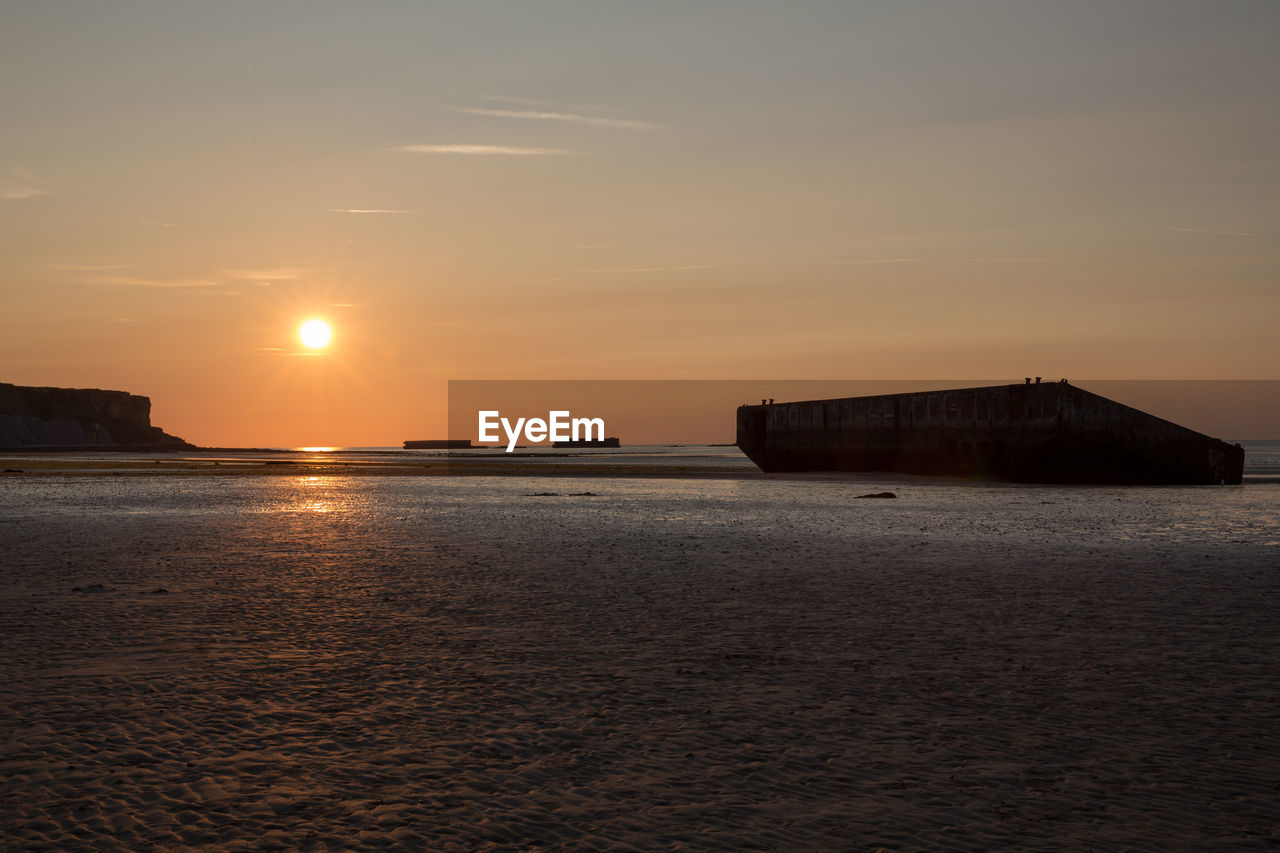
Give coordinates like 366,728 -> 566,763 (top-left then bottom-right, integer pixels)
0,452 -> 755,479
1,474 -> 1277,850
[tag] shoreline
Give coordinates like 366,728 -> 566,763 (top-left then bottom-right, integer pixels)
1,455 -> 1273,484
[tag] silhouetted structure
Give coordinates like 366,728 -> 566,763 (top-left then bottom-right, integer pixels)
552,437 -> 621,448
736,382 -> 1243,484
404,439 -> 472,449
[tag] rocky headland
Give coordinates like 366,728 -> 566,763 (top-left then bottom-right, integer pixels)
0,383 -> 192,450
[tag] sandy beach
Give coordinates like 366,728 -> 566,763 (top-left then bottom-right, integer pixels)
2,472 -> 1277,850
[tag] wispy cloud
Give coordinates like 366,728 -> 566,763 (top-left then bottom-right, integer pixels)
139,219 -> 177,228
458,107 -> 658,131
797,257 -> 1053,265
330,302 -> 363,308
948,257 -> 1053,263
221,268 -> 306,281
51,263 -> 130,271
395,144 -> 577,156
484,95 -> 591,109
393,319 -> 464,328
796,257 -> 924,266
1,169 -> 50,200
82,275 -> 219,288
569,265 -> 713,273
330,208 -> 417,214
1164,226 -> 1256,237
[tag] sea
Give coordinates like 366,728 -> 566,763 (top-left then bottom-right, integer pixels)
1,441 -> 1276,549
365,439 -> 1280,482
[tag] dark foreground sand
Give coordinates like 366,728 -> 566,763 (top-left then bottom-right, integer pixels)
1,474 -> 1277,851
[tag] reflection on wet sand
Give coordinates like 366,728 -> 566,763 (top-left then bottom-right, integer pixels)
1,475 -> 1277,849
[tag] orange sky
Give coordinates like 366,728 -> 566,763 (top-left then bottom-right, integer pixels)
2,3 -> 1277,446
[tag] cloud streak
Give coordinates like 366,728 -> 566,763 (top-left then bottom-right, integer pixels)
395,144 -> 577,156
221,268 -> 306,281
797,257 -> 1053,265
1164,226 -> 1256,237
1,169 -> 50,200
458,107 -> 658,130
569,265 -> 713,273
82,275 -> 219,288
484,95 -> 592,109
796,258 -> 923,266
331,208 -> 417,214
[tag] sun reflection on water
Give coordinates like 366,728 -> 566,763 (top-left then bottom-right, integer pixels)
291,475 -> 342,513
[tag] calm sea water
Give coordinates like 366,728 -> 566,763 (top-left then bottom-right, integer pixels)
5,441 -> 1274,476
324,441 -> 1280,483
287,439 -> 1280,478
2,468 -> 1277,557
1239,439 -> 1280,478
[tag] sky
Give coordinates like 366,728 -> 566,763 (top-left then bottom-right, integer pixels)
1,1 -> 1277,446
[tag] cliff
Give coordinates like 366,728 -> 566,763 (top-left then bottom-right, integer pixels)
0,383 -> 193,449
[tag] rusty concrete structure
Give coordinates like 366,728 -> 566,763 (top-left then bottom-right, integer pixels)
736,381 -> 1243,484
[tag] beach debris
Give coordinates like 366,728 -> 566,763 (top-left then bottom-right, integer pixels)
855,491 -> 898,499
148,587 -> 169,594
524,492 -> 561,496
2,468 -> 22,473
569,491 -> 599,496
72,583 -> 110,593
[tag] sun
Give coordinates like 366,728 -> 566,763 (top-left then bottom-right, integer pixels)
299,318 -> 332,349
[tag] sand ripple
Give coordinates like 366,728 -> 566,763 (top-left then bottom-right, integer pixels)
2,476 -> 1278,850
